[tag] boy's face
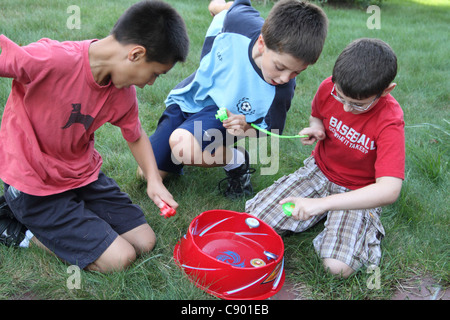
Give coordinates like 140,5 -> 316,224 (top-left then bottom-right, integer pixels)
112,46 -> 174,89
255,35 -> 308,86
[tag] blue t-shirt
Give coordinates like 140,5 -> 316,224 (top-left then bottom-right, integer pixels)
165,0 -> 295,132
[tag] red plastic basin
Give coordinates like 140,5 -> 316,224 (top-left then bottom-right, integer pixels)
173,210 -> 285,300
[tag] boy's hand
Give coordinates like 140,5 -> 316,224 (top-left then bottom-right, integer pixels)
222,109 -> 251,136
146,179 -> 178,211
300,115 -> 326,145
280,197 -> 325,221
127,128 -> 178,212
298,127 -> 326,145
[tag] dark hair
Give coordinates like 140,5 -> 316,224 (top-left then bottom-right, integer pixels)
262,0 -> 328,64
332,38 -> 397,99
111,0 -> 189,64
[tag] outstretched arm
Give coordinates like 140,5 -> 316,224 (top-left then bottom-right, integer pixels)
127,127 -> 178,210
281,176 -> 403,221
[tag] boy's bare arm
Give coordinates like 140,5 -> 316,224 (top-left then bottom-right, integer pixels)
281,176 -> 403,221
127,127 -> 178,209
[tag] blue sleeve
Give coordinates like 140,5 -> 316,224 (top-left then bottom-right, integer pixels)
224,0 -> 263,39
200,9 -> 228,60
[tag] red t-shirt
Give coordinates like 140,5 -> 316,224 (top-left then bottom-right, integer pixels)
311,77 -> 405,190
0,35 -> 142,196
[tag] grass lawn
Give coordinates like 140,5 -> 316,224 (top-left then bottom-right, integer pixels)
0,0 -> 448,300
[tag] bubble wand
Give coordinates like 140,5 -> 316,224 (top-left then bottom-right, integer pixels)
215,107 -> 308,139
250,123 -> 308,139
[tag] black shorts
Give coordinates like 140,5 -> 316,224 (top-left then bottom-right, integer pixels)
4,172 -> 147,269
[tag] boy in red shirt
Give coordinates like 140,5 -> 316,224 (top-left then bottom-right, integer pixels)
246,38 -> 404,277
0,1 -> 189,272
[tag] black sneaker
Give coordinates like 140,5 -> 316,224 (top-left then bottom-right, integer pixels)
0,195 -> 27,247
218,147 -> 256,198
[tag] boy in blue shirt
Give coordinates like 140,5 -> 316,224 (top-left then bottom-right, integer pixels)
140,0 -> 328,198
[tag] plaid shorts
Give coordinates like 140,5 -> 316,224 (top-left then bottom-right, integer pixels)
245,157 -> 385,271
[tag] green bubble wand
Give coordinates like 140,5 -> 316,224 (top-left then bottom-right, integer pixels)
215,107 -> 308,139
250,123 -> 308,139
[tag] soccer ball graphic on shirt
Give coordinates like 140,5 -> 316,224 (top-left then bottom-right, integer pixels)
236,97 -> 255,115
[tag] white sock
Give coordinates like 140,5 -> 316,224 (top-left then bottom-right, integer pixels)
224,148 -> 245,171
19,230 -> 34,248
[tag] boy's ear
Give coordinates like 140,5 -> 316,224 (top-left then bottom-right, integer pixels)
381,83 -> 396,97
257,34 -> 266,54
128,46 -> 146,62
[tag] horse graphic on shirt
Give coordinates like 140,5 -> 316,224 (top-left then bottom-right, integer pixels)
62,103 -> 94,130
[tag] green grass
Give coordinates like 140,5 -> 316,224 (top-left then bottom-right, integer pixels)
0,0 -> 448,300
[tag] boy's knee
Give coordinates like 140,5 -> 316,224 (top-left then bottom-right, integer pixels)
323,258 -> 354,278
88,237 -> 137,273
135,231 -> 156,255
122,223 -> 156,255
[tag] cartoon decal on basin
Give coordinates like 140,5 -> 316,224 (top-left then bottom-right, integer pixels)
216,250 -> 246,268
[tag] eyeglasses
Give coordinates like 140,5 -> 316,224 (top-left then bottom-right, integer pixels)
331,84 -> 380,111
